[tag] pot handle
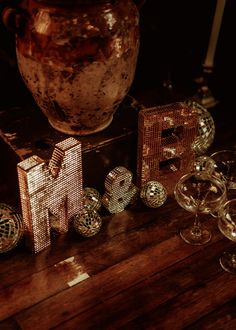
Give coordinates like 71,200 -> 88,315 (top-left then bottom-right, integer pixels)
2,6 -> 26,33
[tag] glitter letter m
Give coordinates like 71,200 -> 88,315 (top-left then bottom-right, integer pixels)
17,137 -> 83,253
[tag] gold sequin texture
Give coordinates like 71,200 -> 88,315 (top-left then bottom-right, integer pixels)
137,102 -> 198,194
17,138 -> 83,253
102,166 -> 138,214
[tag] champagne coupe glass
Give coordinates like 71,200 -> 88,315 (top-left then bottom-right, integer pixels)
218,198 -> 236,274
210,150 -> 236,190
174,172 -> 227,245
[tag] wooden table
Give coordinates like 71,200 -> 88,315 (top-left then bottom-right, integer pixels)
1,94 -> 236,330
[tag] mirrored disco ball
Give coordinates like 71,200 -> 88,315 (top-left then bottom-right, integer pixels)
140,181 -> 167,208
186,100 -> 215,155
191,155 -> 216,175
0,203 -> 24,253
73,209 -> 102,237
83,187 -> 102,211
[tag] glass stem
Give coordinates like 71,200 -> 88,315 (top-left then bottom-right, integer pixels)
191,213 -> 202,237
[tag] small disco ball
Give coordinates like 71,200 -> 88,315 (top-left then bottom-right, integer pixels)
191,155 -> 216,175
186,100 -> 215,155
73,209 -> 102,237
83,187 -> 102,211
140,181 -> 167,208
0,203 -> 24,253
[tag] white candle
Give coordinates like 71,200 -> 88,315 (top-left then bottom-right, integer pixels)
203,0 -> 226,70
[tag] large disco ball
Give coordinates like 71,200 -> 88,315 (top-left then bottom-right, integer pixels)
186,101 -> 215,155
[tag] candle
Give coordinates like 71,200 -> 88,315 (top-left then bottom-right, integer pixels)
203,0 -> 226,71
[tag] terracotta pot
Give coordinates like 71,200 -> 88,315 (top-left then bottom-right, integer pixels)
3,0 -> 140,135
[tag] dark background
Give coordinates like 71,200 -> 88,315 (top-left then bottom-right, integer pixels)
132,0 -> 235,107
0,0 -> 235,108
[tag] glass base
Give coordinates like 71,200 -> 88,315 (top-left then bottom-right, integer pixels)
220,248 -> 236,274
180,226 -> 212,245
